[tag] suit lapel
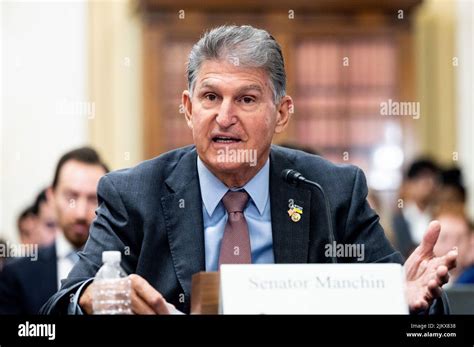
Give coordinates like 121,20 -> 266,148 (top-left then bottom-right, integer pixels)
160,145 -> 314,295
161,148 -> 205,298
270,147 -> 312,263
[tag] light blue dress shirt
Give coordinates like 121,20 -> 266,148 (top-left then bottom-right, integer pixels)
197,157 -> 275,271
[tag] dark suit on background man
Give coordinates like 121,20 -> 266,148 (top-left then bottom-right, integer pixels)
41,145 -> 448,315
0,244 -> 57,314
0,147 -> 107,315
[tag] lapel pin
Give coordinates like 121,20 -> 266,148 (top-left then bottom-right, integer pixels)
288,199 -> 303,223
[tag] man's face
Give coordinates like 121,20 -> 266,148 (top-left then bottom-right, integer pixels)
182,60 -> 292,181
49,160 -> 105,248
19,215 -> 38,245
408,173 -> 438,205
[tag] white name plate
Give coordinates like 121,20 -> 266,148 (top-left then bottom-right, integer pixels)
219,264 -> 408,314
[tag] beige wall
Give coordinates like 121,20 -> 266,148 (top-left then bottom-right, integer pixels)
455,0 -> 474,218
415,0 -> 473,218
1,1 -> 88,242
415,0 -> 457,165
88,0 -> 144,170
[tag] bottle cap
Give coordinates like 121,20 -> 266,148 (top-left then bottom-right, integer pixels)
102,251 -> 121,263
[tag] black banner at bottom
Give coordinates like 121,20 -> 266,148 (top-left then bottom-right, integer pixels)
0,315 -> 473,345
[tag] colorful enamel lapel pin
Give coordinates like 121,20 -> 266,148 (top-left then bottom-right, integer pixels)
288,199 -> 303,223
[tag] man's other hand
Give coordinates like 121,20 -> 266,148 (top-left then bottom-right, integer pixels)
79,274 -> 173,315
404,221 -> 458,312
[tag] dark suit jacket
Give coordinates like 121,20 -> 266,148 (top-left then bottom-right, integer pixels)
40,145 -> 447,314
0,243 -> 58,314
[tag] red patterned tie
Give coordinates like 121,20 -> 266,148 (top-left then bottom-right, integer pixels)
218,190 -> 251,267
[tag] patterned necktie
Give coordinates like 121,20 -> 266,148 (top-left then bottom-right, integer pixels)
218,190 -> 251,267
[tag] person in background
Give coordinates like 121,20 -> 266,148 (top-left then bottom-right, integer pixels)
16,190 -> 59,247
0,239 -> 8,272
17,206 -> 38,245
433,204 -> 473,285
392,158 -> 440,259
0,147 -> 108,314
436,167 -> 467,208
31,189 -> 59,246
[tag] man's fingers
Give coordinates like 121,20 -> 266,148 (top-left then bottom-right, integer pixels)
428,279 -> 442,298
411,299 -> 429,312
405,231 -> 458,313
78,283 -> 94,315
419,221 -> 441,256
427,267 -> 447,300
130,291 -> 156,315
129,274 -> 170,314
436,264 -> 448,276
444,248 -> 458,270
436,265 -> 450,285
416,259 -> 429,278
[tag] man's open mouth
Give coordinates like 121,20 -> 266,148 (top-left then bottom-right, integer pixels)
212,136 -> 242,143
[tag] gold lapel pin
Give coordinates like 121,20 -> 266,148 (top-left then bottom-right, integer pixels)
288,199 -> 303,223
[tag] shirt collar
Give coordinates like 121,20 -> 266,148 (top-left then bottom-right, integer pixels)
404,202 -> 429,217
197,156 -> 270,217
55,231 -> 76,259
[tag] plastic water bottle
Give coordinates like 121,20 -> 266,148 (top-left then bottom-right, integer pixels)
92,251 -> 132,315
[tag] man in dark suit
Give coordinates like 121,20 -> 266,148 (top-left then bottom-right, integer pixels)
41,25 -> 457,315
0,243 -> 58,314
0,147 -> 108,314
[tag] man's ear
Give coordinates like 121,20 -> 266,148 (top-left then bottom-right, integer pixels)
182,90 -> 193,129
274,95 -> 293,134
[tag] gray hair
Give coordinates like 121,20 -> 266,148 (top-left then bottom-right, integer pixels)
186,25 -> 286,104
